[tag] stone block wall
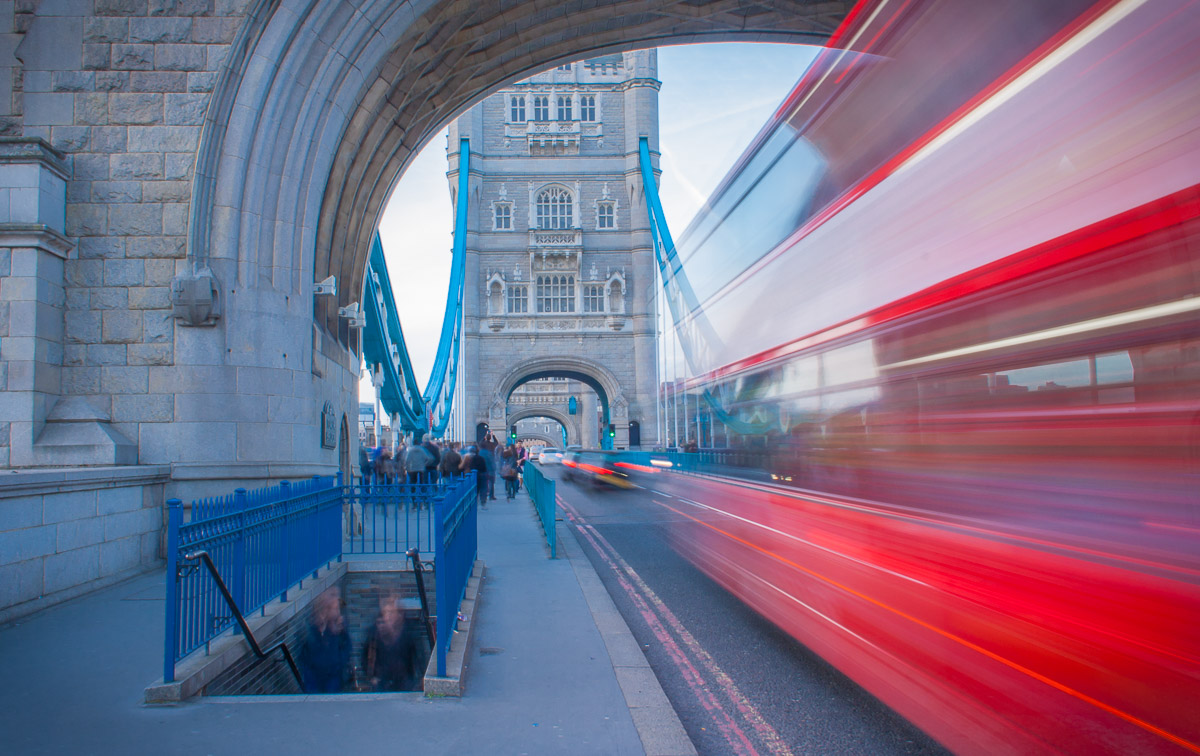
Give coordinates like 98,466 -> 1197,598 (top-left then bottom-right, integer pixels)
0,464 -> 168,623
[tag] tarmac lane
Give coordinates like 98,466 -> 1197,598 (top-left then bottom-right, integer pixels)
545,465 -> 949,756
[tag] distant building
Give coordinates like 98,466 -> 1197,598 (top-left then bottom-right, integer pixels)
449,51 -> 661,450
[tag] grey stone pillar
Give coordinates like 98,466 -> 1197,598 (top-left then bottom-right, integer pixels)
0,139 -> 135,466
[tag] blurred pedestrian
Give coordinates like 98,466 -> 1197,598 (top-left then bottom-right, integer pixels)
361,594 -> 422,692
358,444 -> 371,483
480,432 -> 499,501
300,588 -> 350,693
501,445 -> 519,500
460,445 -> 488,508
438,441 -> 462,479
421,436 -> 441,482
404,435 -> 432,485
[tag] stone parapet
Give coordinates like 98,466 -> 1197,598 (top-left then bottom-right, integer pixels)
0,464 -> 169,623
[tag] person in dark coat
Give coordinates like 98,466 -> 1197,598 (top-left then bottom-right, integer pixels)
460,445 -> 489,508
361,594 -> 423,692
300,588 -> 350,693
438,442 -> 462,479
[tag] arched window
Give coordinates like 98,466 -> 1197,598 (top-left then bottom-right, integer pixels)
536,187 -> 573,230
557,95 -> 572,121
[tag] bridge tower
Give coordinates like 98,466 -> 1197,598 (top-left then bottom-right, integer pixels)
449,51 -> 661,449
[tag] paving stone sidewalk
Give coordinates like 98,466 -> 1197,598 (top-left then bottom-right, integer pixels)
0,488 -> 693,756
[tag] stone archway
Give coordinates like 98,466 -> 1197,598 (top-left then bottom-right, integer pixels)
191,1 -> 847,338
6,0 -> 849,480
508,407 -> 580,447
488,355 -> 629,448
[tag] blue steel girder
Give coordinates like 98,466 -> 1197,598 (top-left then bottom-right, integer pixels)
638,137 -> 773,436
422,139 -> 471,438
362,234 -> 427,433
359,140 -> 470,438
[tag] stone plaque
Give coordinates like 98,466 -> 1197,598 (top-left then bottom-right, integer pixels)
321,401 -> 337,449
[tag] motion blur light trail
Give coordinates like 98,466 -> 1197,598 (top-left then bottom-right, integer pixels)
641,0 -> 1200,751
644,475 -> 1200,755
559,498 -> 793,756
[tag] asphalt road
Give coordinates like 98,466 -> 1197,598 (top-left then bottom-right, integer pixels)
542,463 -> 951,756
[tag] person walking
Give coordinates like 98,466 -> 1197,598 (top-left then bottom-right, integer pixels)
460,445 -> 489,508
438,442 -> 462,480
479,432 -> 499,501
500,445 -> 519,500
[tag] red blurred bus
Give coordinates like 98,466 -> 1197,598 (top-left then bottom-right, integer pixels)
656,0 -> 1200,753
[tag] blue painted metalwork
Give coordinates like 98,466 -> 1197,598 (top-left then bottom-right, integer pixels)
524,463 -> 557,559
358,139 -> 469,437
434,472 -> 479,676
342,474 -> 467,556
362,235 -> 428,433
638,137 -> 772,436
163,473 -> 342,682
422,139 -> 470,437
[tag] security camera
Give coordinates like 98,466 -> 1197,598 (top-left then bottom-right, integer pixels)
313,275 -> 337,296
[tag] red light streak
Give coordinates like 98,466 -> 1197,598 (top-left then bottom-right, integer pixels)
652,494 -> 1200,754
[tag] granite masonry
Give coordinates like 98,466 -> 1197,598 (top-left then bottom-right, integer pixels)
0,0 -> 846,616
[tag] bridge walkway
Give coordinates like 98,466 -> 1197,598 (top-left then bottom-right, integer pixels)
0,487 -> 693,756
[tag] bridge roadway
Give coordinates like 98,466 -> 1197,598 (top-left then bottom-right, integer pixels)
544,463 -> 949,756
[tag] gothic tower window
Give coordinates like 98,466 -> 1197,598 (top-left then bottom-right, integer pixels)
533,95 -> 550,121
507,284 -> 528,313
536,187 -> 573,230
580,95 -> 596,122
537,275 -> 576,313
510,96 -> 526,122
596,202 -> 614,229
494,203 -> 512,230
557,95 -> 572,121
583,284 -> 605,313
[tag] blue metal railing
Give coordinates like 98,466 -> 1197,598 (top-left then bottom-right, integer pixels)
343,474 -> 468,555
524,463 -> 557,558
434,472 -> 478,677
163,474 -> 343,683
165,472 -> 481,685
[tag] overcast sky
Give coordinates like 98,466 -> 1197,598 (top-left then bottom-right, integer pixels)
370,42 -> 819,399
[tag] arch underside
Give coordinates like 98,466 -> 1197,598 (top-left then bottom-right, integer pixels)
509,408 -> 577,444
194,0 -> 851,339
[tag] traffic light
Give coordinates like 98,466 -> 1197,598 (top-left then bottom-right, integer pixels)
509,426 -> 517,441
607,424 -> 615,438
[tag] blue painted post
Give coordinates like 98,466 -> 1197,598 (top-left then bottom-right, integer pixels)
232,488 -> 247,615
434,487 -> 447,677
335,470 -> 344,563
312,475 -> 322,578
163,498 -> 182,683
279,480 -> 290,602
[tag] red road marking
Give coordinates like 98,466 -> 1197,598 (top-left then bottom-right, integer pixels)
558,496 -> 793,756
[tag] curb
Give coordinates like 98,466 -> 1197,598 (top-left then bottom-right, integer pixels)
422,558 -> 484,697
560,521 -> 697,756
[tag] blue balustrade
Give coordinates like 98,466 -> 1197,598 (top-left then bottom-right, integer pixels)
164,471 -> 482,685
163,473 -> 343,683
434,472 -> 478,677
343,473 -> 466,555
523,463 -> 556,558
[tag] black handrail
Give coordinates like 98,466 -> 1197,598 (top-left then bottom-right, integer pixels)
406,547 -> 437,647
184,550 -> 304,691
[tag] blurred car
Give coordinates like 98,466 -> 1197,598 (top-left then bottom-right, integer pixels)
537,448 -> 562,464
562,450 -> 635,489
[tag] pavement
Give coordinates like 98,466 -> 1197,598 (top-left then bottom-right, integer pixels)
0,485 -> 696,756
